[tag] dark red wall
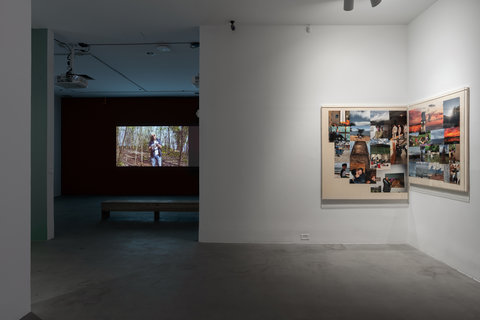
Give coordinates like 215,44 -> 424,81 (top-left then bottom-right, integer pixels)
61,97 -> 199,195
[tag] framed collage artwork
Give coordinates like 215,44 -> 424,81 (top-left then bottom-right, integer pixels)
408,88 -> 469,193
321,106 -> 409,201
321,88 -> 469,202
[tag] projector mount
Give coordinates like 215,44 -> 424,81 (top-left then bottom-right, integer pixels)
55,40 -> 94,88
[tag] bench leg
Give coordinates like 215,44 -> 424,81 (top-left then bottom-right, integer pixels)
102,210 -> 110,220
154,211 -> 160,221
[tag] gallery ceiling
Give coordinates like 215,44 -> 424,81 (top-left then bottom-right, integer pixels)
31,0 -> 438,97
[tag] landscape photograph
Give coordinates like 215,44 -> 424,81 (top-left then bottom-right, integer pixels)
426,103 -> 443,131
370,110 -> 389,125
415,162 -> 445,181
370,143 -> 391,168
430,129 -> 444,145
350,110 -> 371,142
409,146 -> 421,161
443,97 -> 460,128
444,127 -> 460,144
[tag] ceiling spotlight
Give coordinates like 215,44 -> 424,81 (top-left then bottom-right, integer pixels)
344,0 -> 382,11
156,44 -> 171,53
344,0 -> 354,11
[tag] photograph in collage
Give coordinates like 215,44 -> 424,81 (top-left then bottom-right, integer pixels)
389,111 -> 407,166
350,111 -> 371,142
329,111 -> 350,142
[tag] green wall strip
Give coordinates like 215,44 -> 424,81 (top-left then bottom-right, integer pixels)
31,29 -> 48,241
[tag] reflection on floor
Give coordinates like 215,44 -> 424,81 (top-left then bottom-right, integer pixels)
32,196 -> 480,320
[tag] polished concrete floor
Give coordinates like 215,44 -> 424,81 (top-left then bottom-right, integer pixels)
31,196 -> 480,320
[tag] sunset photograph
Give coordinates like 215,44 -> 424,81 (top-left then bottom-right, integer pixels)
444,127 -> 460,144
409,108 -> 423,133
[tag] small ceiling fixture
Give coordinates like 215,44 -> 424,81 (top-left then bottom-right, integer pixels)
344,0 -> 382,11
156,44 -> 171,52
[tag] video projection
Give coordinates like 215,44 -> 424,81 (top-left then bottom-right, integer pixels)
116,126 -> 191,167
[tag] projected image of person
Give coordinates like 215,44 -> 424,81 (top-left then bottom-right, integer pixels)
149,133 -> 162,166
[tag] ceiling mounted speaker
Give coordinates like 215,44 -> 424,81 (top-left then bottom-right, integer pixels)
370,0 -> 382,7
344,0 -> 354,11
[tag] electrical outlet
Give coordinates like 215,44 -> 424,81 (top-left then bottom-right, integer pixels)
300,233 -> 310,241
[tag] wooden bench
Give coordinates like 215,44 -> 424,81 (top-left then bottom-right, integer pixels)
101,200 -> 199,221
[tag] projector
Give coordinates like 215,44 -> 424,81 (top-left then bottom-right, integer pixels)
55,74 -> 89,89
192,74 -> 199,88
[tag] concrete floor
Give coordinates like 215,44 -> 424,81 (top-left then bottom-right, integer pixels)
31,196 -> 480,320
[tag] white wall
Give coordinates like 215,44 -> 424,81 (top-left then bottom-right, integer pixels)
408,0 -> 480,280
200,25 -> 409,243
0,0 -> 31,319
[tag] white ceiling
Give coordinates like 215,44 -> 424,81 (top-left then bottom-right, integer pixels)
32,0 -> 437,97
